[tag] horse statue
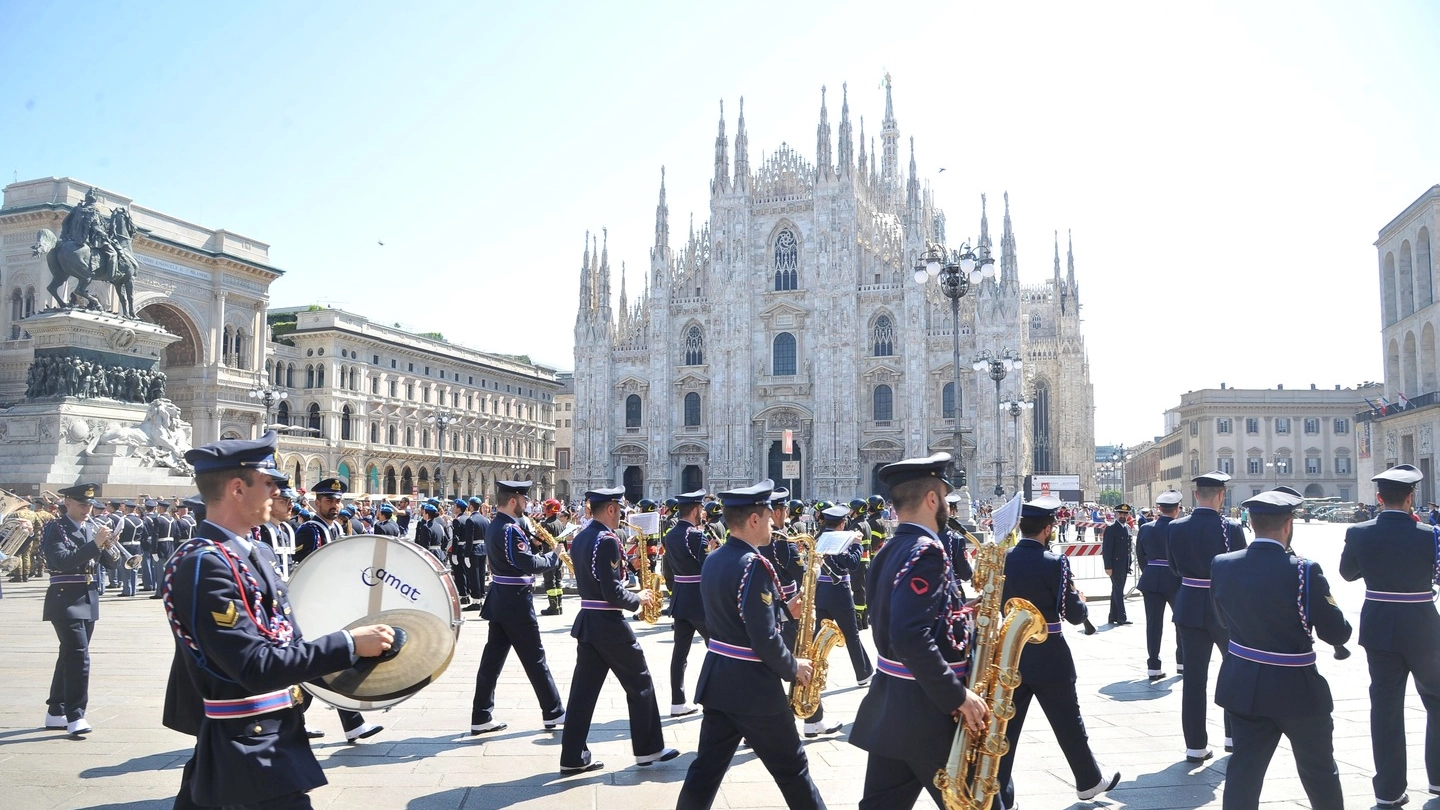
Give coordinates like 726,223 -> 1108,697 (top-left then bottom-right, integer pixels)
29,189 -> 139,318
84,398 -> 193,473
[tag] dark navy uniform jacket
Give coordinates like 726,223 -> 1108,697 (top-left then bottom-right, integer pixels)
42,516 -> 103,622
850,522 -> 971,764
695,536 -> 797,716
1339,511 -> 1440,652
1002,537 -> 1089,683
292,518 -> 332,562
450,513 -> 472,557
1101,520 -> 1133,572
481,512 -> 559,622
570,519 -> 642,644
118,511 -> 145,556
1167,507 -> 1248,628
1211,539 -> 1351,716
760,528 -> 803,601
471,514 -> 491,557
816,531 -> 862,614
1136,515 -> 1180,595
164,521 -> 355,806
663,518 -> 708,624
943,521 -> 975,584
373,519 -> 402,537
415,517 -> 446,550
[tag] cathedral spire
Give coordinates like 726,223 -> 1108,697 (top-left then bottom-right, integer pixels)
978,192 -> 991,251
713,100 -> 729,195
1067,229 -> 1078,289
857,116 -> 867,182
1053,230 -> 1061,281
816,86 -> 833,181
579,230 -> 592,315
837,83 -> 853,179
1000,191 -> 1018,284
618,261 -> 628,327
733,97 -> 749,192
881,73 -> 899,203
870,136 -> 879,189
598,228 -> 611,321
654,167 -> 669,251
906,137 -> 920,228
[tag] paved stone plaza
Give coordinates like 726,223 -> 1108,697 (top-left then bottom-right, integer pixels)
1,521 -> 1435,809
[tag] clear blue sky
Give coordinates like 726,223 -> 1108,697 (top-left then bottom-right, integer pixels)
3,1 -> 1438,445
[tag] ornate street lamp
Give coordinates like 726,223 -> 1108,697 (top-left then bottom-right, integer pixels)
249,380 -> 288,433
426,411 -> 460,499
912,237 -> 996,513
1002,398 -> 1034,496
974,349 -> 1022,497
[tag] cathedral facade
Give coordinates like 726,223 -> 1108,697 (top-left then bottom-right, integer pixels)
572,83 -> 1095,502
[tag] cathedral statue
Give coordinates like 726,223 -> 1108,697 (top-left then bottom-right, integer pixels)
29,188 -> 141,318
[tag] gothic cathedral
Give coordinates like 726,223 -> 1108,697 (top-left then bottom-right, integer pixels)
572,82 -> 1095,503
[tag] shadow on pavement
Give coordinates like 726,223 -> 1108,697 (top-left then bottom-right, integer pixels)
69,801 -> 170,810
1098,677 -> 1178,702
80,749 -> 190,778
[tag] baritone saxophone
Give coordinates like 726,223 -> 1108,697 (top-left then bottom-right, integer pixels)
934,534 -> 1048,810
789,532 -> 845,718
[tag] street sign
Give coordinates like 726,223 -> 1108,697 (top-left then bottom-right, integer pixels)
782,461 -> 800,479
783,429 -> 793,455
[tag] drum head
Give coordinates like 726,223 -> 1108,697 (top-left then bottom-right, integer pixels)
289,535 -> 461,711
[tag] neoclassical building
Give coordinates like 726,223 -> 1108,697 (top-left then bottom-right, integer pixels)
264,307 -> 559,499
572,83 -> 1095,501
0,177 -> 279,446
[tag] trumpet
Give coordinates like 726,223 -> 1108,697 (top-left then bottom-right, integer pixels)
95,522 -> 143,571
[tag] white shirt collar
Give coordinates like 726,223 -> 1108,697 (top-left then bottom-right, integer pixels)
205,519 -> 251,558
1250,537 -> 1286,548
898,521 -> 939,541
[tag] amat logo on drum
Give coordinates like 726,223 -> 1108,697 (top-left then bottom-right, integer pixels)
360,566 -> 422,602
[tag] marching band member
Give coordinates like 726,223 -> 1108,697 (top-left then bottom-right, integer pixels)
448,498 -> 475,607
1211,486 -> 1349,809
995,494 -> 1119,809
1340,463 -> 1440,807
663,489 -> 709,717
41,483 -> 112,735
813,504 -> 874,689
1136,490 -> 1184,680
850,454 -> 988,809
372,503 -> 402,537
1167,470 -> 1247,762
539,498 -> 566,616
558,486 -> 677,774
763,488 -> 804,653
293,478 -> 346,562
162,433 -> 395,809
468,496 -> 491,606
470,480 -> 567,734
676,479 -> 826,810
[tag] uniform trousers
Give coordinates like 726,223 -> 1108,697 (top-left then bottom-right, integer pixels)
140,554 -> 157,590
541,568 -> 563,603
851,561 -> 869,628
119,563 -> 138,596
1142,591 -> 1183,672
467,556 -> 487,603
859,753 -> 946,810
48,619 -> 93,720
1177,624 -> 1233,750
996,672 -> 1103,808
451,558 -> 470,600
670,617 -> 709,705
219,795 -> 313,810
559,634 -> 664,766
471,614 -> 563,724
817,604 -> 874,682
1224,711 -> 1343,810
1366,645 -> 1440,801
676,706 -> 826,810
1107,570 -> 1129,623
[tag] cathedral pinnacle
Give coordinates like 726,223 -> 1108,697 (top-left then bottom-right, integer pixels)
979,192 -> 991,250
734,97 -> 749,192
654,167 -> 669,251
1000,191 -> 1018,285
837,82 -> 853,179
905,137 -> 920,218
816,86 -> 833,181
857,117 -> 867,181
1067,229 -> 1077,288
579,229 -> 592,314
713,100 -> 730,195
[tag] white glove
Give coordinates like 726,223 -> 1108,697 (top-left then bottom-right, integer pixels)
463,557 -> 472,568
450,555 -> 459,566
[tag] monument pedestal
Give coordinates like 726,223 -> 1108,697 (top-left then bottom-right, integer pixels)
0,309 -> 192,498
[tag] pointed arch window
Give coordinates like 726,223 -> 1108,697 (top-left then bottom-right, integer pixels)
1032,383 -> 1052,472
684,326 -> 705,365
625,394 -> 643,428
772,332 -> 797,376
942,382 -> 958,420
873,384 -> 894,422
773,229 -> 798,291
872,315 -> 894,356
683,392 -> 701,426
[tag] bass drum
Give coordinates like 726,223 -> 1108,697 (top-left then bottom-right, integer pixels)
287,535 -> 462,711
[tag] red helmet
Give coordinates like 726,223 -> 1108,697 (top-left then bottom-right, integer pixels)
543,498 -> 562,516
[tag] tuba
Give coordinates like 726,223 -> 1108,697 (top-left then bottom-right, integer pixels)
934,530 -> 1048,810
789,533 -> 846,718
0,497 -> 36,575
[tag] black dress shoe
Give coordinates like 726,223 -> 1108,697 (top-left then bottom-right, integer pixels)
1082,620 -> 1097,635
560,752 -> 604,774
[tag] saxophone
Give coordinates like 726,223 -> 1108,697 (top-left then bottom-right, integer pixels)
789,533 -> 846,718
934,534 -> 1049,810
625,521 -> 663,624
527,518 -> 574,579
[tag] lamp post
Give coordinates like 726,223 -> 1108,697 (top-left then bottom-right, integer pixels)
1110,445 -> 1130,504
426,411 -> 459,499
973,348 -> 1022,498
248,380 -> 288,434
1002,398 -> 1033,496
912,237 -> 995,522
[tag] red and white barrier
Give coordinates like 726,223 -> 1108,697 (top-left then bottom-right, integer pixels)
1059,542 -> 1103,557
